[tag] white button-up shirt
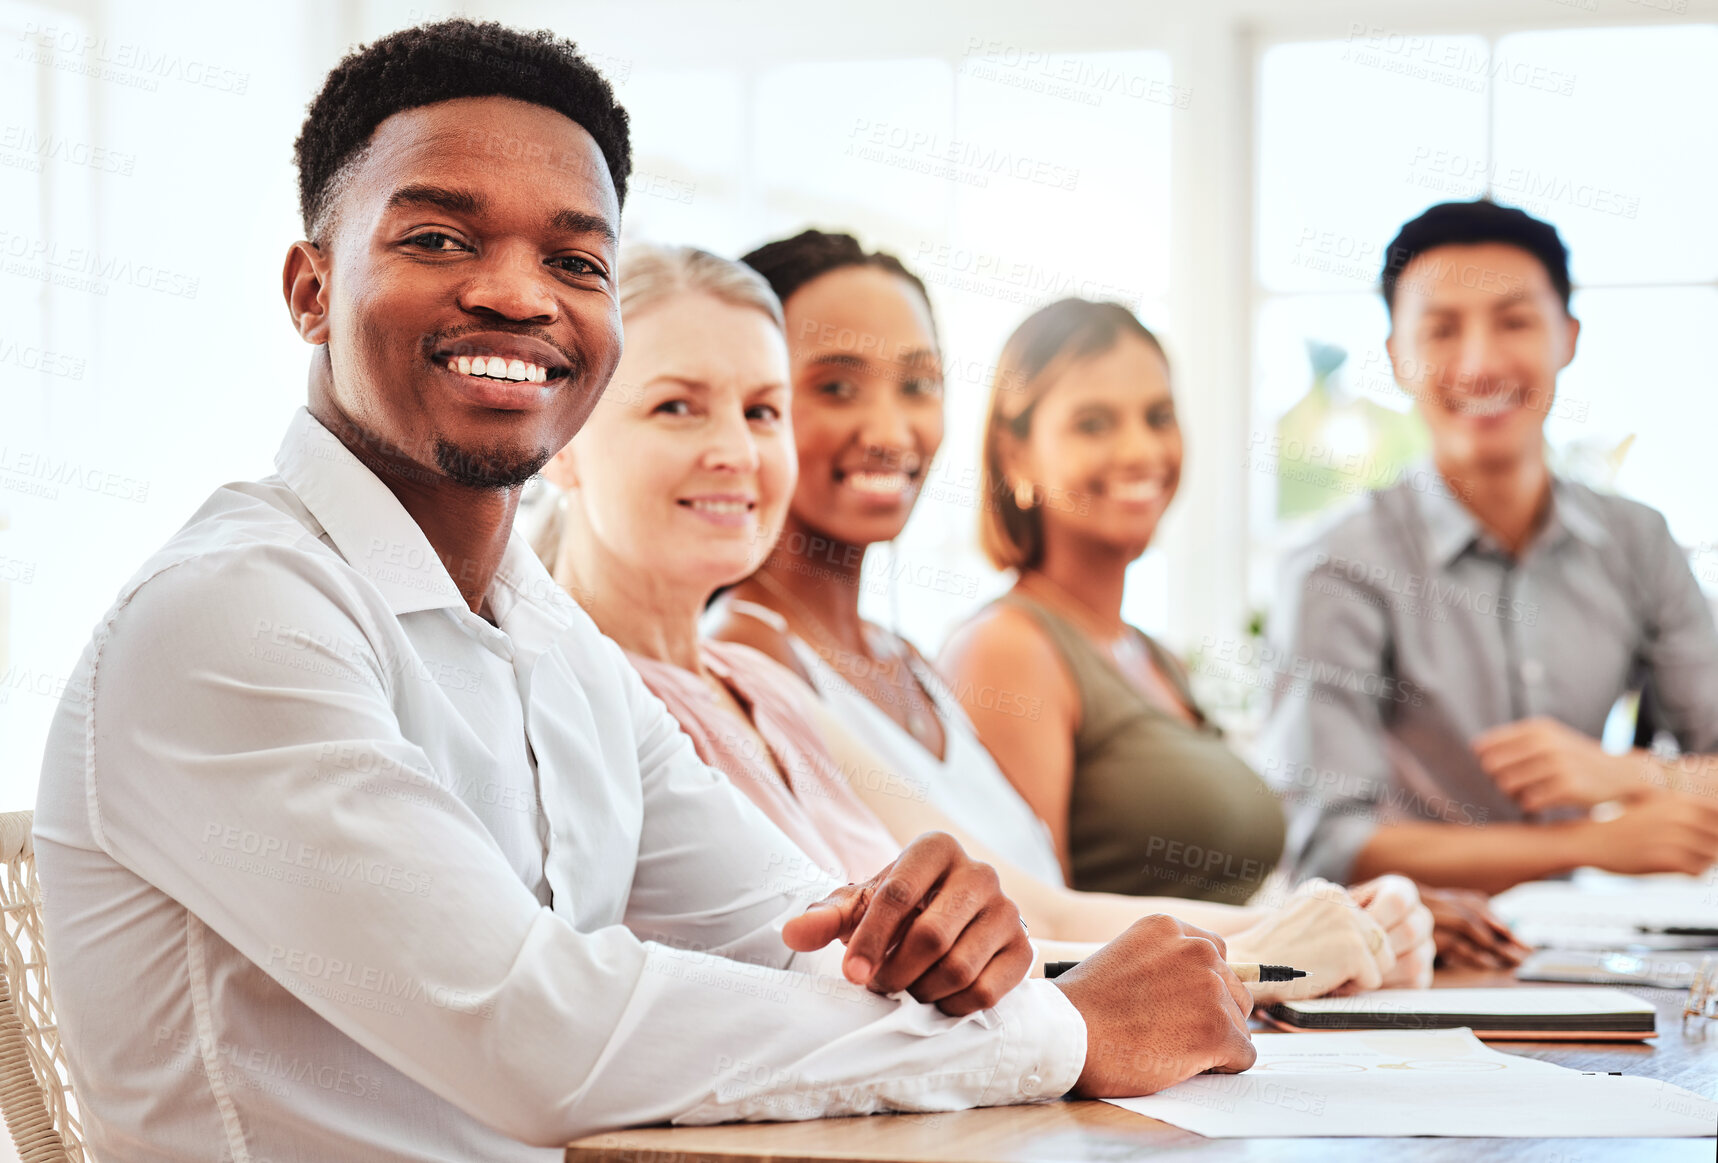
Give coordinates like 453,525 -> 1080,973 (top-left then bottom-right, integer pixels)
34,408 -> 1085,1163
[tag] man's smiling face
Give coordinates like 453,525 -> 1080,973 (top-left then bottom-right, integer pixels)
306,95 -> 622,489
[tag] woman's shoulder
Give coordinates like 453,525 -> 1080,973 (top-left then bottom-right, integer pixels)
939,593 -> 1062,676
701,640 -> 851,775
939,596 -> 1079,726
703,637 -> 813,700
704,590 -> 816,686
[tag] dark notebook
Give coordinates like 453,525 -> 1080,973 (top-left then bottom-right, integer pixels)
1265,988 -> 1657,1040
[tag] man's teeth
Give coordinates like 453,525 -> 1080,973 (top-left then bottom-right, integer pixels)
1459,394 -> 1514,418
846,471 -> 909,495
1109,479 -> 1165,501
446,355 -> 549,384
686,499 -> 751,514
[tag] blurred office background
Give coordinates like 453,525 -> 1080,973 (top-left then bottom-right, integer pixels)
3,0 -> 1716,812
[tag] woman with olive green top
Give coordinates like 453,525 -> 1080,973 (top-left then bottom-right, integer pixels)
987,589 -> 1284,904
940,298 -> 1284,905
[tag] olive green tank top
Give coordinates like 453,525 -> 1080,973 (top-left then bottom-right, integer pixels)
998,592 -> 1285,905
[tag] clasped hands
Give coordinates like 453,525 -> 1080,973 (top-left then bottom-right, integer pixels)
1474,715 -> 1650,812
1225,875 -> 1435,1001
1475,715 -> 1718,876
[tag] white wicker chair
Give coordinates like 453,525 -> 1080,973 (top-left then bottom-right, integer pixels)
0,812 -> 83,1162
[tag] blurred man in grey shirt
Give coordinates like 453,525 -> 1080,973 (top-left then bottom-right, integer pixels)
1263,200 -> 1718,920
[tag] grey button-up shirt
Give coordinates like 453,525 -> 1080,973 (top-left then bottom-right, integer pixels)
1260,472 -> 1718,883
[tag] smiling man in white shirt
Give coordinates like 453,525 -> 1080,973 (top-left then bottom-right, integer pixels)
32,17 -> 1253,1163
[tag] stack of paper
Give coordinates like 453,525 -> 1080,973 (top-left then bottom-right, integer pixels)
1492,873 -> 1718,951
1107,1029 -> 1716,1138
1516,949 -> 1704,990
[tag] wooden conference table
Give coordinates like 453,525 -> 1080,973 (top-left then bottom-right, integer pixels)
566,967 -> 1717,1163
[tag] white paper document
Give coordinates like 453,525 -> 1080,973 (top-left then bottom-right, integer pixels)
1492,872 -> 1718,951
1105,1030 -> 1717,1138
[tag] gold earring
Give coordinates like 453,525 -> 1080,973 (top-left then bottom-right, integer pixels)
1013,479 -> 1037,510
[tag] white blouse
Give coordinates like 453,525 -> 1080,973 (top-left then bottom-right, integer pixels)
33,408 -> 1084,1163
727,602 -> 1066,889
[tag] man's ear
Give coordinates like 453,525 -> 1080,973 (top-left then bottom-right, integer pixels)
283,241 -> 332,345
541,441 -> 579,490
1384,331 -> 1417,398
1556,312 -> 1581,372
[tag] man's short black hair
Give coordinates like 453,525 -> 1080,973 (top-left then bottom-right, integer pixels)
293,18 -> 631,242
1381,199 -> 1571,316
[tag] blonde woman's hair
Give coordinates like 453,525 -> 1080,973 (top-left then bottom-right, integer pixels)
616,242 -> 784,331
527,243 -> 785,568
978,298 -> 1167,572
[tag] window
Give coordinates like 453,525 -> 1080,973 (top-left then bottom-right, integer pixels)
0,0 -> 304,805
628,49 -> 1175,649
1251,23 -> 1718,616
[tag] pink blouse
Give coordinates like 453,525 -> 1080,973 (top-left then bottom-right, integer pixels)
627,640 -> 901,883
